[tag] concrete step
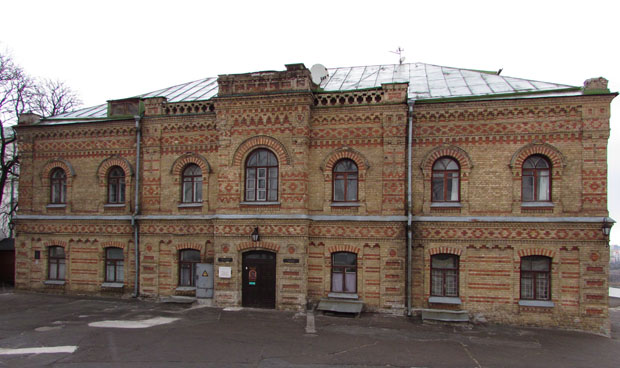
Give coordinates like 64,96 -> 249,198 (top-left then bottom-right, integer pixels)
317,298 -> 364,315
420,308 -> 469,323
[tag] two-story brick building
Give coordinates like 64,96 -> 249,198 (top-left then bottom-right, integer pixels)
13,62 -> 615,334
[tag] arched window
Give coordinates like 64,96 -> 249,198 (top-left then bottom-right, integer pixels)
50,168 -> 67,204
520,256 -> 551,300
245,149 -> 278,202
105,248 -> 124,283
432,157 -> 460,202
179,249 -> 201,287
48,246 -> 66,280
331,252 -> 357,293
107,166 -> 126,204
431,254 -> 459,297
522,155 -> 551,202
182,164 -> 203,203
333,159 -> 358,202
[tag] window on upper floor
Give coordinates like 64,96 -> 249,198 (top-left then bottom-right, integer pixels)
105,247 -> 124,283
245,149 -> 278,202
431,254 -> 459,297
522,155 -> 551,202
333,159 -> 358,202
48,246 -> 66,280
50,168 -> 67,204
432,157 -> 460,202
178,249 -> 201,287
107,166 -> 126,204
331,252 -> 357,293
182,164 -> 203,203
520,256 -> 551,301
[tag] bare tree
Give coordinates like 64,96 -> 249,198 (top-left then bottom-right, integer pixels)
0,51 -> 81,237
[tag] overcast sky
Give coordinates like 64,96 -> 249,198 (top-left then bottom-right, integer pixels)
2,0 -> 619,244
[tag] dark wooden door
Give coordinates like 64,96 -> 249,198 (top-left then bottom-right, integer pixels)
242,251 -> 276,308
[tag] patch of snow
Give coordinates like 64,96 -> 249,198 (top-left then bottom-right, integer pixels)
610,287 -> 620,298
88,317 -> 178,329
0,346 -> 77,355
223,307 -> 243,312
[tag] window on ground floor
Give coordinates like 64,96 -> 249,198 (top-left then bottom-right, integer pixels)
520,256 -> 551,300
331,252 -> 357,293
105,247 -> 124,283
48,246 -> 66,280
179,249 -> 201,287
431,253 -> 459,297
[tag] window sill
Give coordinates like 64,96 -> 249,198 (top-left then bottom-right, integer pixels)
178,203 -> 203,208
46,204 -> 66,208
176,286 -> 196,292
331,202 -> 361,207
240,201 -> 280,206
328,292 -> 359,300
104,203 -> 126,208
429,296 -> 462,305
521,202 -> 554,208
44,280 -> 66,285
518,300 -> 554,308
101,282 -> 124,288
431,202 -> 462,208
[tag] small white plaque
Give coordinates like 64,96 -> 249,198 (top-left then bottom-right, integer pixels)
218,266 -> 232,279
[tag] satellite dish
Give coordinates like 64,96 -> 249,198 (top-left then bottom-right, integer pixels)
310,64 -> 329,85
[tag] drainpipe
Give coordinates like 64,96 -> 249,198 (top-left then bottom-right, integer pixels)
132,115 -> 142,298
406,100 -> 415,316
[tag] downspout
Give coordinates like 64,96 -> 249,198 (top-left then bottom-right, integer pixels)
132,115 -> 142,298
406,100 -> 415,316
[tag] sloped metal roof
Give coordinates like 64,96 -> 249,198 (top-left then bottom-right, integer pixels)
46,62 -> 580,122
320,63 -> 578,100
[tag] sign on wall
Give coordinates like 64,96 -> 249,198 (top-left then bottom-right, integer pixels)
218,266 -> 232,279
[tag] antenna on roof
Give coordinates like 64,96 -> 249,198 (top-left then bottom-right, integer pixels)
390,47 -> 405,65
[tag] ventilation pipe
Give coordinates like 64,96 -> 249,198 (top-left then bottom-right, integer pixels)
132,115 -> 142,298
406,101 -> 414,316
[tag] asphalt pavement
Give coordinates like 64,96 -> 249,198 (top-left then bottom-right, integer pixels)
1,290 -> 619,368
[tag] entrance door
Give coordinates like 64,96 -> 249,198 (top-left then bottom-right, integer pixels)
242,251 -> 276,308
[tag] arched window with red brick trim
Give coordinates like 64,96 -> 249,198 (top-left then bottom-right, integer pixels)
182,164 -> 203,203
107,166 -> 126,204
50,168 -> 67,204
245,149 -> 278,202
333,159 -> 358,202
432,157 -> 460,202
522,155 -> 551,202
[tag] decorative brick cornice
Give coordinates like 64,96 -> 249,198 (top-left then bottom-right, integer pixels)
101,241 -> 126,249
237,241 -> 280,252
232,135 -> 291,166
420,145 -> 473,178
428,247 -> 462,256
327,245 -> 360,254
518,248 -> 556,258
44,240 -> 67,248
510,142 -> 566,175
321,147 -> 370,173
170,152 -> 212,175
96,155 -> 134,185
41,158 -> 75,185
175,243 -> 203,251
